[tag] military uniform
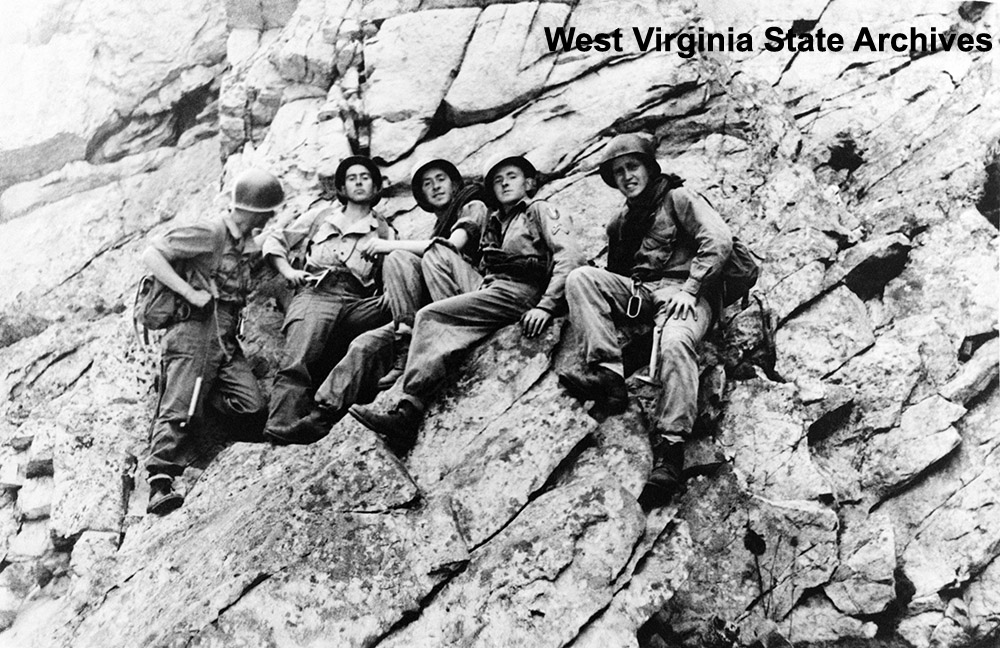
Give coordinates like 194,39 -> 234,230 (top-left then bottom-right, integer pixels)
399,197 -> 583,409
147,214 -> 266,480
565,179 -> 733,438
313,195 -> 489,415
263,203 -> 394,434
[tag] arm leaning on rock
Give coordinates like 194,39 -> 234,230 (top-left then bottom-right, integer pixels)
361,199 -> 487,257
533,201 -> 585,314
669,187 -> 733,297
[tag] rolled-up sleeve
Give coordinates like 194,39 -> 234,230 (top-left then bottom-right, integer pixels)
151,223 -> 218,260
453,199 -> 488,241
262,208 -> 321,263
533,202 -> 585,313
670,188 -> 733,296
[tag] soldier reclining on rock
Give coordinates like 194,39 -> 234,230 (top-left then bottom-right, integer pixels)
350,154 -> 585,455
262,156 -> 394,445
278,158 -> 488,444
558,133 -> 733,508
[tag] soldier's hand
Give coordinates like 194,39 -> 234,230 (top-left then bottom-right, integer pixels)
186,289 -> 213,309
664,291 -> 697,321
521,308 -> 552,338
283,269 -> 313,287
358,238 -> 393,258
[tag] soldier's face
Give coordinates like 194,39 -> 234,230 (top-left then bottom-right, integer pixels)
611,154 -> 651,199
343,164 -> 376,203
421,168 -> 455,209
492,165 -> 533,207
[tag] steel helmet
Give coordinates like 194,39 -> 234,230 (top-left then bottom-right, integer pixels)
481,154 -> 538,209
231,169 -> 285,212
335,155 -> 383,205
410,158 -> 464,212
598,133 -> 661,188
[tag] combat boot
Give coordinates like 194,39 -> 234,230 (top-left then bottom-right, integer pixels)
639,436 -> 685,509
147,476 -> 184,515
349,400 -> 422,455
557,366 -> 628,414
266,405 -> 343,445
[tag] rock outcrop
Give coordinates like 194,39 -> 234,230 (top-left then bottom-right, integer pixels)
0,0 -> 997,647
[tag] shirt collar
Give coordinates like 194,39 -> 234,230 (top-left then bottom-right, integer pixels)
325,205 -> 379,235
491,199 -> 529,223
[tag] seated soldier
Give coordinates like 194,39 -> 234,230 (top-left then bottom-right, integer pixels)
558,133 -> 733,507
276,158 -> 487,443
141,169 -> 283,514
350,155 -> 584,454
262,156 -> 394,444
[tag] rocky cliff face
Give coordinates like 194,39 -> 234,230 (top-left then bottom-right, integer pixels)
0,1 -> 997,647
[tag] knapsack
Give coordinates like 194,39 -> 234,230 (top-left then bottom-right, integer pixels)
686,190 -> 760,309
720,237 -> 760,308
133,274 -> 189,334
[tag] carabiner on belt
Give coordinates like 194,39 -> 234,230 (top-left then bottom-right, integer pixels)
626,277 -> 643,319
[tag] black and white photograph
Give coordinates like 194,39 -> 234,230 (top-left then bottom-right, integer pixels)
0,0 -> 998,646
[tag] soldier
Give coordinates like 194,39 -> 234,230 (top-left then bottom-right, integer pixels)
277,158 -> 488,443
350,155 -> 584,454
557,133 -> 733,507
262,156 -> 395,444
142,168 -> 283,515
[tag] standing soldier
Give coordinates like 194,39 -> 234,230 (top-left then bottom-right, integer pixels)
278,158 -> 487,443
558,133 -> 733,507
262,156 -> 395,444
350,155 -> 584,454
142,168 -> 284,515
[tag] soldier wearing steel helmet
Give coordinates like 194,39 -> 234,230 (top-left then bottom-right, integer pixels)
273,158 -> 489,444
350,154 -> 585,454
141,168 -> 284,515
558,133 -> 733,508
261,156 -> 396,444
272,158 -> 488,444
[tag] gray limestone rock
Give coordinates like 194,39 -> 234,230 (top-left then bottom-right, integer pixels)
2,1 -> 1000,646
378,477 -> 647,648
824,510 -> 896,615
775,286 -> 875,381
717,379 -> 831,501
860,395 -> 965,502
368,8 -> 481,161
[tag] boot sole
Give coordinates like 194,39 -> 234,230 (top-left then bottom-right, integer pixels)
264,428 -> 328,446
349,406 -> 388,436
147,492 -> 184,515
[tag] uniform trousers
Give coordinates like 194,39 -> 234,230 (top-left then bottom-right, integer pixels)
399,245 -> 542,408
266,276 -> 390,433
565,265 -> 711,438
148,303 -> 264,479
312,250 -> 424,411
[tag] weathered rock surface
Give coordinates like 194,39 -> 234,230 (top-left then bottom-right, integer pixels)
717,378 -> 831,501
0,0 -> 227,193
775,286 -> 875,380
1,0 -> 998,647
